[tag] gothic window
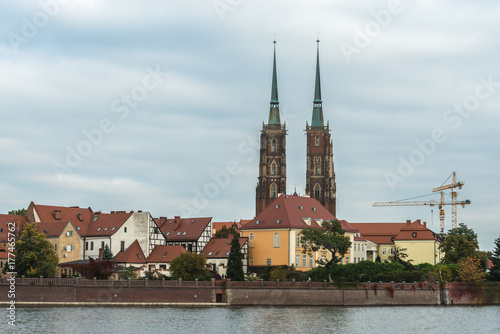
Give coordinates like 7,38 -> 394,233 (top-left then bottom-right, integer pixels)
271,162 -> 277,175
270,183 -> 277,198
273,233 -> 280,248
315,163 -> 320,175
315,135 -> 320,146
314,184 -> 321,199
271,139 -> 277,152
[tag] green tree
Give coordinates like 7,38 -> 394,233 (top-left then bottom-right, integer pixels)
103,244 -> 113,260
300,219 -> 352,268
226,234 -> 245,281
490,236 -> 500,281
440,223 -> 480,264
215,225 -> 239,238
270,267 -> 287,281
118,266 -> 138,280
13,222 -> 59,277
170,252 -> 209,281
457,256 -> 486,284
8,208 -> 26,216
388,246 -> 413,270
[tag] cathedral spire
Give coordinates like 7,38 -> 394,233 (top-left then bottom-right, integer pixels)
268,40 -> 280,125
311,39 -> 324,127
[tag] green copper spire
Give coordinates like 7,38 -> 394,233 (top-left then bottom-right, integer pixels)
311,39 -> 324,127
268,40 -> 280,125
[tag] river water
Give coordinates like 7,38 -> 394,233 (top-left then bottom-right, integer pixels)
1,305 -> 499,334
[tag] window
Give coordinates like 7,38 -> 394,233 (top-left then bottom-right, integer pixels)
120,241 -> 125,252
124,227 -> 127,233
249,233 -> 254,247
315,164 -> 320,176
273,233 -> 280,248
296,253 -> 301,267
85,242 -> 88,251
346,256 -> 350,264
177,232 -> 181,236
296,233 -> 300,248
271,139 -> 277,152
354,257 -> 356,263
266,258 -> 271,266
302,254 -> 307,267
315,135 -> 320,146
382,248 -> 387,255
90,241 -> 94,251
159,265 -> 166,270
66,245 -> 72,252
390,248 -> 395,255
271,163 -> 277,175
314,184 -> 321,199
250,257 -> 254,266
54,244 -> 57,252
270,183 -> 277,199
309,254 -> 314,268
412,232 -> 417,238
275,204 -> 280,209
101,241 -> 105,249
321,254 -> 326,263
166,232 -> 170,236
276,219 -> 281,224
66,231 -> 73,237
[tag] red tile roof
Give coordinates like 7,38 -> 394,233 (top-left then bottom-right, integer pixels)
351,221 -> 441,244
155,217 -> 212,241
29,202 -> 93,235
0,243 -> 8,259
114,240 -> 146,264
34,221 -> 79,238
201,236 -> 248,259
212,221 -> 245,236
0,214 -> 28,242
395,221 -> 442,242
241,195 -> 356,232
86,212 -> 132,237
146,245 -> 187,263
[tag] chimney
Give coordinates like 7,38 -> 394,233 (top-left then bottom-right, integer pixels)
174,216 -> 180,220
77,213 -> 84,221
416,219 -> 421,225
406,219 -> 411,225
53,210 -> 62,220
99,248 -> 103,260
423,221 -> 427,228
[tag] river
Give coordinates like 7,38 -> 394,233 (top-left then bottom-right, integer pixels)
1,305 -> 499,333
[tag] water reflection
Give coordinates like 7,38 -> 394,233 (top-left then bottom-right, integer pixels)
0,305 -> 498,334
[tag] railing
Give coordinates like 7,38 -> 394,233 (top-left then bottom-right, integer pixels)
0,277 -> 439,290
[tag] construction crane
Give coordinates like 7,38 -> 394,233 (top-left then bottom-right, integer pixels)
432,171 -> 467,230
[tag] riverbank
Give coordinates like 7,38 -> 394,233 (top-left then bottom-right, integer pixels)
1,277 -> 498,306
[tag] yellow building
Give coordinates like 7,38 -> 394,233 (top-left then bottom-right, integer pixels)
351,220 -> 443,265
34,221 -> 82,264
241,195 -> 358,272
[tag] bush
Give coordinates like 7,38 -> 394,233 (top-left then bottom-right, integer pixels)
270,267 -> 287,281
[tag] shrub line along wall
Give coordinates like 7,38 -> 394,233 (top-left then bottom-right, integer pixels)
0,278 -> 498,306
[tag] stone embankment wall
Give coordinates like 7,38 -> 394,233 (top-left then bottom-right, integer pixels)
0,278 -> 498,306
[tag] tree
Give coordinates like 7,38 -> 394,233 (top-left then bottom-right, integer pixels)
170,252 -> 209,281
118,266 -> 138,280
226,234 -> 245,281
8,208 -> 26,216
13,222 -> 59,277
300,219 -> 352,268
388,246 -> 413,270
439,223 -> 480,264
102,244 -> 113,260
457,256 -> 486,284
490,236 -> 500,281
215,225 -> 239,238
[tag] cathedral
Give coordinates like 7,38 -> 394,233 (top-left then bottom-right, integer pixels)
256,40 -> 337,217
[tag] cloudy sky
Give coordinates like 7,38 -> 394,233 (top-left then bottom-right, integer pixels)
1,1 -> 499,251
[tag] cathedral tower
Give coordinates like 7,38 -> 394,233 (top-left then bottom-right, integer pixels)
256,40 -> 287,216
305,40 -> 336,216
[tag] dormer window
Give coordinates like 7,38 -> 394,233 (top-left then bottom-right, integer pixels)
256,220 -> 260,225
276,219 -> 281,224
299,206 -> 303,210
183,232 -> 187,235
166,232 -> 170,236
97,227 -> 101,231
275,204 -> 279,209
177,232 -> 181,236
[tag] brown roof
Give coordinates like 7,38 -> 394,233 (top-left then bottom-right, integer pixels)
146,245 -> 187,263
350,223 -> 407,245
156,217 -> 212,241
395,221 -> 442,242
0,214 -> 28,242
114,240 -> 146,264
0,243 -> 8,259
241,195 -> 356,232
212,221 -> 245,236
86,212 -> 132,237
201,236 -> 248,259
29,202 -> 93,235
34,221 -> 79,238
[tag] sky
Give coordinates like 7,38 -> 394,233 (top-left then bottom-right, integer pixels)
1,1 -> 499,251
